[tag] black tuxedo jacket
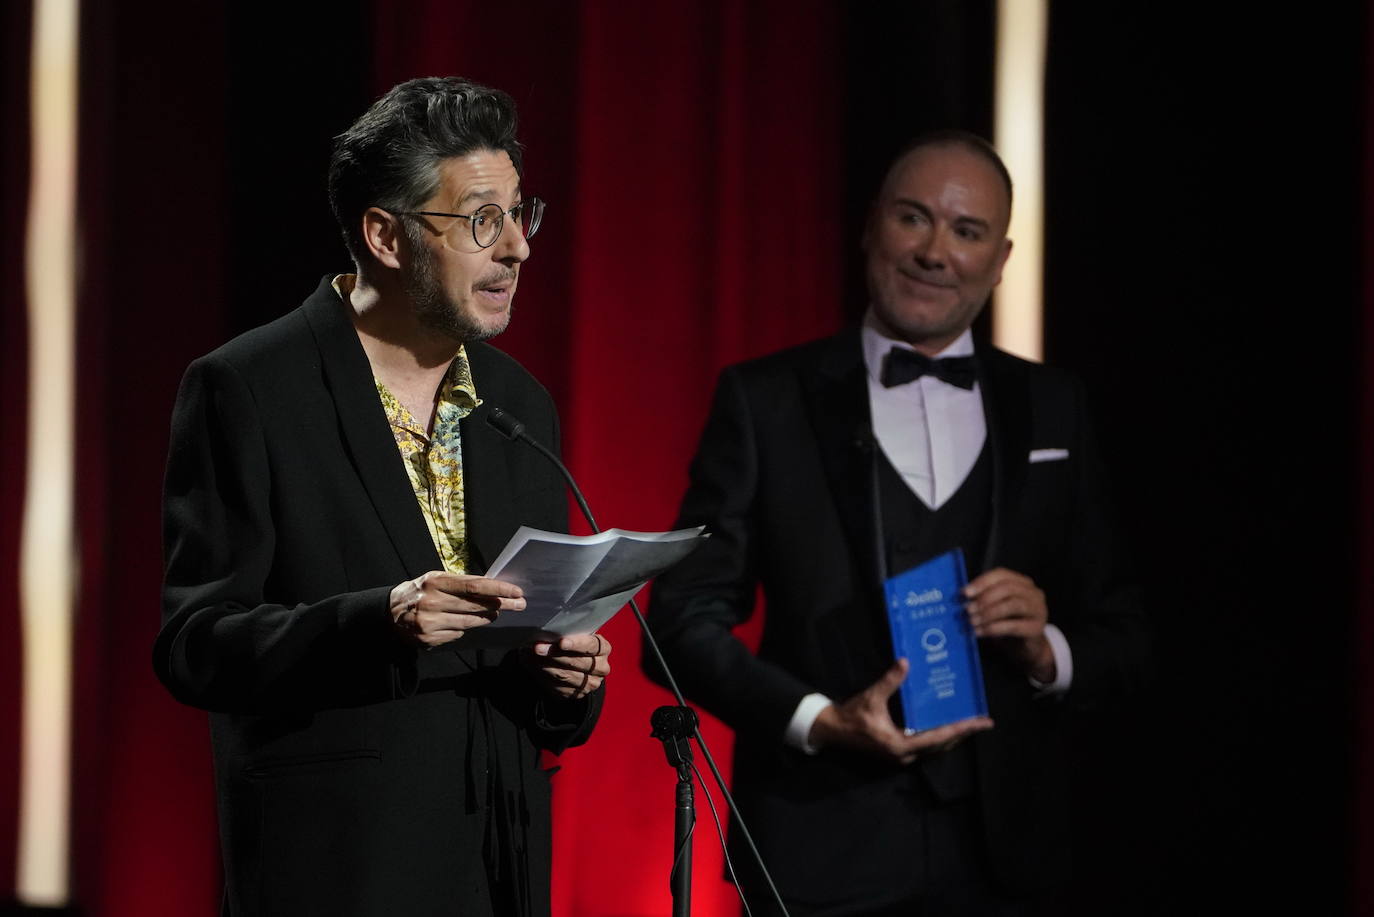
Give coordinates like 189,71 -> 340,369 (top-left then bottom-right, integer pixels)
647,329 -> 1147,908
155,277 -> 600,917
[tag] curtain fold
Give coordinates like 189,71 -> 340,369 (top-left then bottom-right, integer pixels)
68,1 -> 229,914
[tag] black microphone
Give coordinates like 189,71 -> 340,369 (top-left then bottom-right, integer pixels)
486,406 -> 526,441
487,407 -> 601,533
484,406 -> 792,917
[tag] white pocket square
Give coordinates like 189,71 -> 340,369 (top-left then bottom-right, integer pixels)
1028,448 -> 1070,463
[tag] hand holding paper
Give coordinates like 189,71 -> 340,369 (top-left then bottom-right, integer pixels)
389,571 -> 527,648
527,632 -> 612,700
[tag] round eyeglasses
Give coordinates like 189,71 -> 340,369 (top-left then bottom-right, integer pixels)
398,198 -> 545,250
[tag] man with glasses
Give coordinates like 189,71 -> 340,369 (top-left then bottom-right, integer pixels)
156,77 -> 609,917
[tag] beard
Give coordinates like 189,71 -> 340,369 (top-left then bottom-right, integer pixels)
403,230 -> 512,344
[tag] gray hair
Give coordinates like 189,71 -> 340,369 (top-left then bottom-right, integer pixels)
327,76 -> 524,264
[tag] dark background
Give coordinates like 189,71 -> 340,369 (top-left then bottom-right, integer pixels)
1,2 -> 1367,914
853,5 -> 1364,913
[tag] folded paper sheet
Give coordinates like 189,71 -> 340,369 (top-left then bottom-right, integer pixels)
460,525 -> 708,648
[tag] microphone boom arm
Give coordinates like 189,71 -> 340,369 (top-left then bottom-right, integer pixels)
485,406 -> 791,917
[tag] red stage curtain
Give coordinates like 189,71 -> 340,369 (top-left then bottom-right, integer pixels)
371,3 -> 843,913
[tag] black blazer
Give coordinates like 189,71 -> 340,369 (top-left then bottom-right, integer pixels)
155,277 -> 600,917
647,329 -> 1147,907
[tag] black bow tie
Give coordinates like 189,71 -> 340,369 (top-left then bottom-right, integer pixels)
880,347 -> 977,390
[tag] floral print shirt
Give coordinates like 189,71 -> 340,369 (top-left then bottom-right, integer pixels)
374,351 -> 480,574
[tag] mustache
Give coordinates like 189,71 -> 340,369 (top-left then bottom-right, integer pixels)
473,270 -> 518,291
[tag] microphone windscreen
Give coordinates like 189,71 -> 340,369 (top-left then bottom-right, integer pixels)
486,407 -> 526,441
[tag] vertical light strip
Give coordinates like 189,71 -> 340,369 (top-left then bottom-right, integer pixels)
993,0 -> 1047,362
19,0 -> 79,904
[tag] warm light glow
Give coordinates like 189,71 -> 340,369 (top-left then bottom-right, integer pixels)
993,0 -> 1047,362
18,0 -> 79,904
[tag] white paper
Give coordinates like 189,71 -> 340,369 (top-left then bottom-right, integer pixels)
457,525 -> 707,648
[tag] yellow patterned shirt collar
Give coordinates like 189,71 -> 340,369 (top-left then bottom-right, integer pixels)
373,354 -> 480,574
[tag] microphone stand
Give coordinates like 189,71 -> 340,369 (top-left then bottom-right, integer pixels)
651,704 -> 698,917
486,408 -> 790,917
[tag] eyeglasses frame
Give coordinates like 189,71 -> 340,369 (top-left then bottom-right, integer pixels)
395,198 -> 544,251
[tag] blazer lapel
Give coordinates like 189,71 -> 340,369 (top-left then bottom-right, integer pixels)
301,278 -> 443,578
975,345 -> 1032,573
457,398 -> 513,574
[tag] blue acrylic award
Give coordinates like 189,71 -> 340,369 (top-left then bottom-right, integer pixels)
883,548 -> 988,732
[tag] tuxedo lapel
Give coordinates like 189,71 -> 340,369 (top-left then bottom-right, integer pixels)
301,278 -> 443,578
975,346 -> 1031,572
802,331 -> 886,595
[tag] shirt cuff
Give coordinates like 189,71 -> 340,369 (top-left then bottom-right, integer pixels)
784,693 -> 834,754
1029,623 -> 1073,695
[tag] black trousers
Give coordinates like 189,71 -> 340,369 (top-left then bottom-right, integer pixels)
733,795 -> 1040,917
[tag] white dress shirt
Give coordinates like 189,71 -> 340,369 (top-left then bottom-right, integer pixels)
783,313 -> 1073,752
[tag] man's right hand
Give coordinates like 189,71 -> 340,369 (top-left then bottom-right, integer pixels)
807,659 -> 993,765
389,571 -> 526,648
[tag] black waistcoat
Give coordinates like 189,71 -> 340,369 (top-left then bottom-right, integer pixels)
876,439 -> 993,802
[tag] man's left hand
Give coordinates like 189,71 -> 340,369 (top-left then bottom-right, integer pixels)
964,567 -> 1055,683
526,633 -> 611,700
